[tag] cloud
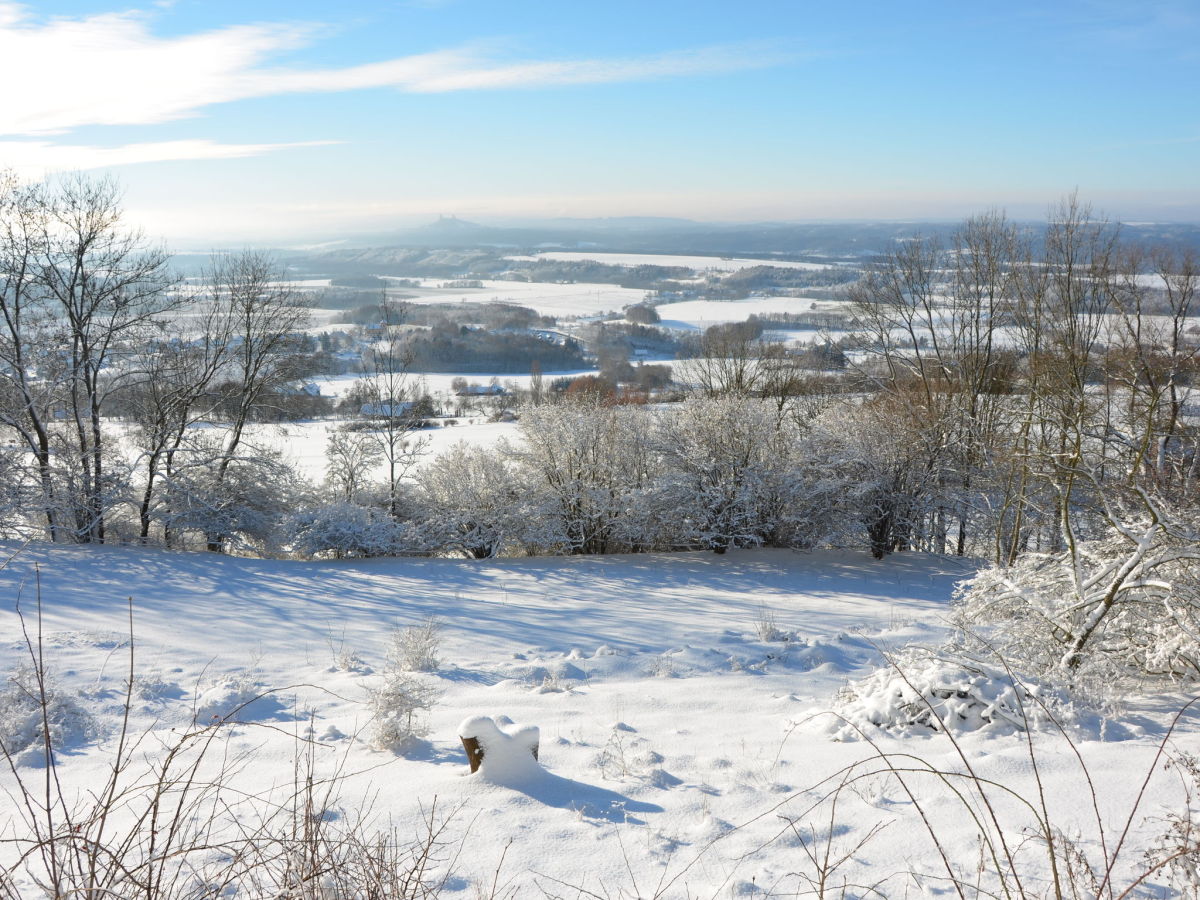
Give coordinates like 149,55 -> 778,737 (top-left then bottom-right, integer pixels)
0,138 -> 338,176
0,4 -> 784,137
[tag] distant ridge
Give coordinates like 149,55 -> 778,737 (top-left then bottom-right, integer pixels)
283,218 -> 1200,261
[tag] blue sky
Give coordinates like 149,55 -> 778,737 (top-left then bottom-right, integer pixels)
1,1 -> 1197,245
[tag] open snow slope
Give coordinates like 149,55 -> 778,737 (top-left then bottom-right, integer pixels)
0,545 -> 1194,897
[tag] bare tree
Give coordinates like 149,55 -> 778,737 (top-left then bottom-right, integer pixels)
0,173 -> 173,542
356,297 -> 426,519
0,173 -> 62,538
199,251 -> 310,551
121,276 -> 256,545
325,429 -> 383,504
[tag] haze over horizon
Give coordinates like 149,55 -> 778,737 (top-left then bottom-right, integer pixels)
2,0 -> 1198,247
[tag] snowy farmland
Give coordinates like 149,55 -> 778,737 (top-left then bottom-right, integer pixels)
379,278 -> 649,319
654,298 -> 851,332
1,543 -> 1195,897
506,252 -> 842,273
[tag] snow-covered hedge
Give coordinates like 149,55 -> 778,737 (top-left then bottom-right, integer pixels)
287,502 -> 412,559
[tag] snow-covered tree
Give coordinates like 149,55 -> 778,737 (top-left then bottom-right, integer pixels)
511,399 -> 657,554
324,429 -> 384,504
158,441 -> 305,555
806,396 -> 943,558
0,173 -> 174,542
412,442 -> 524,558
649,396 -> 796,553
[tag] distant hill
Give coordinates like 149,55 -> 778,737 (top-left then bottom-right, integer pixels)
313,217 -> 1200,261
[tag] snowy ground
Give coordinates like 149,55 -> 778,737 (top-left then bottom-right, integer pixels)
1,544 -> 1195,897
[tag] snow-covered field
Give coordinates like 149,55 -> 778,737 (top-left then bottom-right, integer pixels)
507,252 -> 840,272
655,298 -> 835,331
315,369 -> 600,401
377,279 -> 648,318
184,418 -> 521,482
1,544 -> 1194,897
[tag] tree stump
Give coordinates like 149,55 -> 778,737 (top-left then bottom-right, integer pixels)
461,735 -> 485,773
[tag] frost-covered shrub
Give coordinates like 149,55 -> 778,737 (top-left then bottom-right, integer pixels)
955,516 -> 1200,684
386,618 -> 442,673
367,671 -> 437,752
827,649 -> 1063,739
753,604 -> 789,642
367,619 -> 442,751
510,401 -> 659,555
0,665 -> 95,761
1146,753 -> 1200,895
650,396 -> 796,554
159,446 -> 306,554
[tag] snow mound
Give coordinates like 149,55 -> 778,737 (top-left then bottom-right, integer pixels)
459,714 -> 541,785
193,673 -> 282,724
824,649 -> 1065,740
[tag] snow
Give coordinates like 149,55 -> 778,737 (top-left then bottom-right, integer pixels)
0,544 -> 1194,896
161,418 -> 522,482
823,648 -> 1072,740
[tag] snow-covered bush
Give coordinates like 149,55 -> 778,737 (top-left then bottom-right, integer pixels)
510,400 -> 659,554
367,621 -> 442,751
412,442 -> 524,558
753,603 -> 789,642
159,445 -> 306,554
650,396 -> 796,554
366,671 -> 437,753
288,501 -> 410,559
386,618 -> 442,673
805,396 -> 943,558
827,648 -> 1063,739
0,664 -> 95,762
955,511 -> 1200,684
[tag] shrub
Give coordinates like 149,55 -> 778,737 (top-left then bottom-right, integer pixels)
387,618 -> 442,673
367,671 -> 437,753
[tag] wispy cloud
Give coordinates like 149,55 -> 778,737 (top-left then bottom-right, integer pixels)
0,3 -> 784,138
0,138 -> 339,177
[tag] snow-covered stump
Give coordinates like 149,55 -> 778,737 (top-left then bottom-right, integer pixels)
458,715 -> 540,778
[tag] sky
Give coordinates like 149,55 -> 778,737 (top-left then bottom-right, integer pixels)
1,0 -> 1198,246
